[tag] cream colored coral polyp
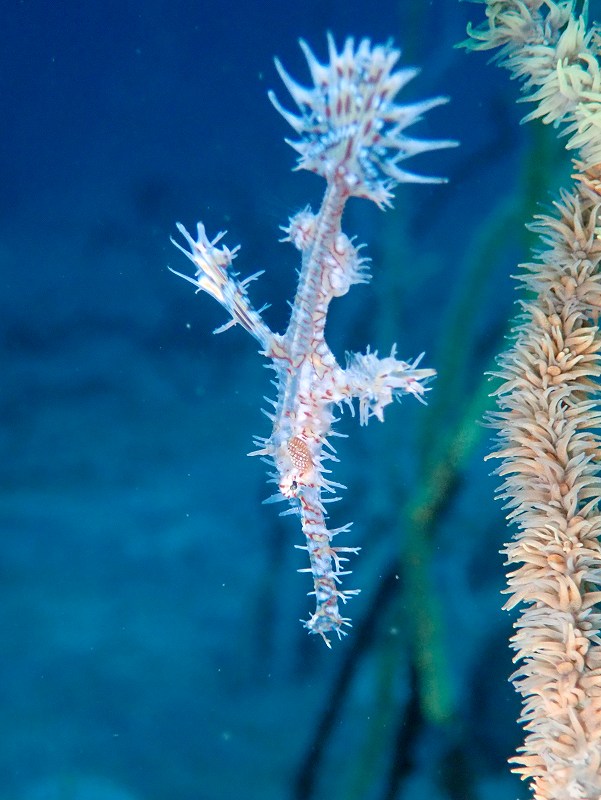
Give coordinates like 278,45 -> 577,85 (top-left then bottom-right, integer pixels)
466,1 -> 601,795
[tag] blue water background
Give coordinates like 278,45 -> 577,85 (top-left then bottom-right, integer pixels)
0,0 -> 588,798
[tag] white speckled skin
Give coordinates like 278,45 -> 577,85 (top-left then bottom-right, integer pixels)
172,35 -> 454,645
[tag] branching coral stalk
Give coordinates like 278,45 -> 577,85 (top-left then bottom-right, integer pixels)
466,0 -> 601,168
465,2 -> 601,797
494,189 -> 601,799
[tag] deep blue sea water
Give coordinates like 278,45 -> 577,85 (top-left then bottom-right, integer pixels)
1,1 -> 595,798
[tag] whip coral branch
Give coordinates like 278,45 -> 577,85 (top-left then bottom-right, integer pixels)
464,2 -> 601,797
170,35 -> 455,646
492,189 -> 601,799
